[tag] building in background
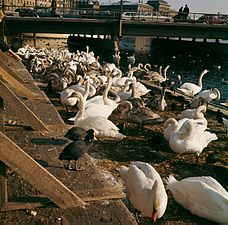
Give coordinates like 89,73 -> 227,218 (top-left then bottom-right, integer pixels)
147,0 -> 170,16
100,2 -> 153,13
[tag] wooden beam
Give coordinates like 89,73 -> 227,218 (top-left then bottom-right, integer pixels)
0,80 -> 49,131
0,97 -> 4,132
0,162 -> 8,208
0,132 -> 86,209
0,59 -> 37,99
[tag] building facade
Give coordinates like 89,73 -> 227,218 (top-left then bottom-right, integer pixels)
147,0 -> 170,16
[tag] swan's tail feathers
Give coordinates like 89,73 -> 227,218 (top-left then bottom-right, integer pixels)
118,166 -> 128,182
68,116 -> 76,121
165,174 -> 177,188
205,132 -> 218,142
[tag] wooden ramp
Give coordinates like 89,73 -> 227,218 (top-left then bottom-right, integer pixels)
0,50 -> 66,131
0,51 -> 136,224
0,132 -> 86,211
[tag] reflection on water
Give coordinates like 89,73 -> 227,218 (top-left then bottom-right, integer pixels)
21,35 -> 228,104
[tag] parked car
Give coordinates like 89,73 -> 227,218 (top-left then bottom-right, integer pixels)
35,8 -> 62,18
63,10 -> 83,19
122,11 -> 173,22
4,10 -> 19,17
197,14 -> 227,24
173,15 -> 196,23
15,8 -> 38,17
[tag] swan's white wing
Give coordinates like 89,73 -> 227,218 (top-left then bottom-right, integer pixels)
131,161 -> 161,181
168,178 -> 228,223
183,176 -> 228,199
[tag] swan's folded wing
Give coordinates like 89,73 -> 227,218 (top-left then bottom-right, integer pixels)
183,176 -> 228,199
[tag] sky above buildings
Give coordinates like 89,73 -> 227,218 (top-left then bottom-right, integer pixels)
100,0 -> 228,14
166,0 -> 228,14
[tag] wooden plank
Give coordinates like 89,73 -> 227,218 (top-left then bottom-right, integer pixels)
0,80 -> 49,131
0,59 -> 37,99
0,132 -> 86,209
0,162 -> 8,208
0,97 -> 4,132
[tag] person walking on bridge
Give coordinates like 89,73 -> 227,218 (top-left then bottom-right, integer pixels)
183,4 -> 189,20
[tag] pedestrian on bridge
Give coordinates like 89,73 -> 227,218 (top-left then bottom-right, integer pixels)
183,4 -> 189,20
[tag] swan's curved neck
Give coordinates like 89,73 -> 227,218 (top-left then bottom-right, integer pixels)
194,106 -> 206,119
131,82 -> 136,98
164,118 -> 178,131
75,92 -> 85,121
178,121 -> 194,139
197,70 -> 207,88
163,65 -> 169,79
121,101 -> 133,115
103,76 -> 112,105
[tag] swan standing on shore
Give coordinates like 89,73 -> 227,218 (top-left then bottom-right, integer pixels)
194,88 -> 220,103
163,118 -> 189,141
166,175 -> 228,224
73,91 -> 125,139
177,69 -> 209,96
118,161 -> 168,222
168,119 -> 217,162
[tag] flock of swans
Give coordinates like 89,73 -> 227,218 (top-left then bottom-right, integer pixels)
16,45 -> 228,224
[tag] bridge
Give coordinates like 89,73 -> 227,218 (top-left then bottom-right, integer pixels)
4,17 -> 228,41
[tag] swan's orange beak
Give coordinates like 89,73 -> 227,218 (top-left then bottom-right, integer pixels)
151,208 -> 158,222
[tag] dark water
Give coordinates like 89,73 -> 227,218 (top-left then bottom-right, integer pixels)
22,35 -> 228,104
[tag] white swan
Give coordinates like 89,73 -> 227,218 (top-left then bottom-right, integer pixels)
60,88 -> 78,111
194,88 -> 220,103
73,91 -> 125,139
177,105 -> 207,120
156,90 -> 167,111
177,69 -> 209,96
163,118 -> 189,141
168,119 -> 217,162
118,161 -> 168,222
166,175 -> 228,224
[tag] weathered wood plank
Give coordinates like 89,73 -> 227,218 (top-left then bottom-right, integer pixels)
0,132 -> 86,209
0,80 -> 49,131
0,60 -> 37,99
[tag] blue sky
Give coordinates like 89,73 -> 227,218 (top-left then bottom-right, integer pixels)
100,0 -> 228,14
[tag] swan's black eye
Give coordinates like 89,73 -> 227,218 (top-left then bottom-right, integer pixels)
153,206 -> 158,212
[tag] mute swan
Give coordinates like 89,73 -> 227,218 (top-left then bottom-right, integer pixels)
73,91 -> 125,139
194,88 -> 220,103
163,118 -> 189,141
177,105 -> 207,120
166,175 -> 228,224
177,69 -> 209,96
120,101 -> 165,130
168,119 -> 217,162
60,88 -> 78,112
118,161 -> 168,222
156,90 -> 167,111
112,51 -> 121,68
127,53 -> 136,66
58,129 -> 95,170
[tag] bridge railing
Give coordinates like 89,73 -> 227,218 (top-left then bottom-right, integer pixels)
2,5 -> 228,25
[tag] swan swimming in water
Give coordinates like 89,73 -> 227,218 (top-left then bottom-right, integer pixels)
118,161 -> 168,222
166,175 -> 228,224
177,69 -> 209,96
